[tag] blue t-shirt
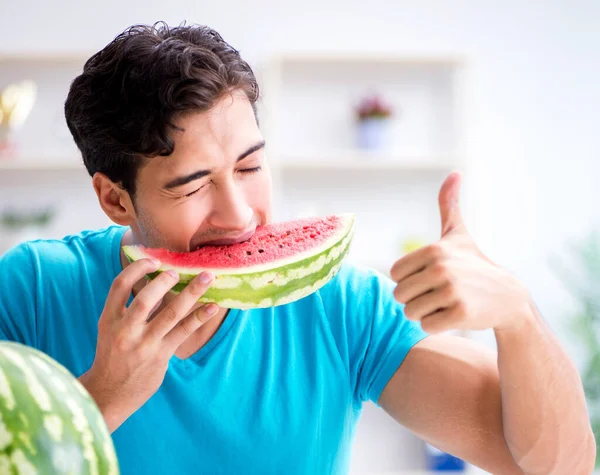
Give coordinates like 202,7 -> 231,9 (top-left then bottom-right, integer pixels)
0,226 -> 428,474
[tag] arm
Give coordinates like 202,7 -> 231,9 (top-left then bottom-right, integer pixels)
380,334 -> 522,474
494,303 -> 595,473
0,243 -> 38,345
384,173 -> 595,474
380,322 -> 595,474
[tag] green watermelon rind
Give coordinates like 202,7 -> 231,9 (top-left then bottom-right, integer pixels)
165,230 -> 352,308
0,341 -> 119,475
122,215 -> 355,309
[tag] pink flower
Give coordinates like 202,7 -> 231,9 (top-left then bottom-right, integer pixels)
355,94 -> 393,121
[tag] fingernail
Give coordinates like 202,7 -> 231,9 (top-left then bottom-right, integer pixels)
199,272 -> 213,284
149,258 -> 161,266
206,304 -> 218,316
166,270 -> 179,280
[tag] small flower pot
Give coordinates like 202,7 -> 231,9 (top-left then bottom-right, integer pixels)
356,117 -> 390,151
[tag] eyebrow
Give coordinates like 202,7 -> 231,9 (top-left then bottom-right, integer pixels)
163,140 -> 266,190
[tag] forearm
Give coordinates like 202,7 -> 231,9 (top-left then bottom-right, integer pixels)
495,302 -> 595,474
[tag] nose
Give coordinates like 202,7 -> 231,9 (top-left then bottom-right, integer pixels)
207,178 -> 254,232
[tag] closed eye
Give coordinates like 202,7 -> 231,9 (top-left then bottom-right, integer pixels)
239,166 -> 262,174
184,184 -> 206,198
183,166 -> 261,198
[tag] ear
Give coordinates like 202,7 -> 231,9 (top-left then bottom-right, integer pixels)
92,172 -> 136,226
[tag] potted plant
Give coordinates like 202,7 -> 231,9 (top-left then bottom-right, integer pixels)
0,208 -> 55,255
354,93 -> 394,151
552,231 -> 600,467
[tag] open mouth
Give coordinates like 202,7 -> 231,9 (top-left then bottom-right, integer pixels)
192,229 -> 256,251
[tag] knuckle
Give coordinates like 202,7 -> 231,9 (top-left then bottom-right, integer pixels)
113,332 -> 131,352
133,342 -> 152,360
393,285 -> 405,303
389,263 -> 400,282
194,307 -> 209,324
420,318 -> 431,332
427,243 -> 445,261
157,271 -> 175,284
137,259 -> 157,273
442,284 -> 457,300
131,295 -> 152,314
160,305 -> 179,324
112,275 -> 128,292
421,319 -> 437,334
158,345 -> 175,362
177,318 -> 196,338
454,301 -> 468,316
431,262 -> 449,279
149,274 -> 175,292
187,277 -> 209,297
431,262 -> 446,278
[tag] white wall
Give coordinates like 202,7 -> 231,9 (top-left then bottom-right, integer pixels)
1,1 -> 599,472
2,0 -> 598,341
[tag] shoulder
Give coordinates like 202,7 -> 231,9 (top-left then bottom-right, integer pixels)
1,226 -> 126,290
25,225 -> 125,255
4,226 -> 126,270
308,261 -> 428,405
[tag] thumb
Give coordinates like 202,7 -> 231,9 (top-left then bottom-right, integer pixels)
438,171 -> 465,236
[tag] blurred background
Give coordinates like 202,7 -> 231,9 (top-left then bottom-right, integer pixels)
0,0 -> 599,473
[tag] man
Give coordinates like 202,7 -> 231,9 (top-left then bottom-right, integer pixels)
0,22 -> 594,474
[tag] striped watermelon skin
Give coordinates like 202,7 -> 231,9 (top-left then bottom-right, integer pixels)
0,341 -> 119,474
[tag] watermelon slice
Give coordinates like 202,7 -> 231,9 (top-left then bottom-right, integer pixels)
0,341 -> 119,474
122,214 -> 355,309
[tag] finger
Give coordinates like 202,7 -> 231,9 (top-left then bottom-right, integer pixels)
420,305 -> 463,334
147,271 -> 215,338
105,258 -> 161,316
163,303 -> 219,352
403,285 -> 456,321
438,171 -> 465,237
125,270 -> 181,324
393,261 -> 449,304
390,243 -> 444,283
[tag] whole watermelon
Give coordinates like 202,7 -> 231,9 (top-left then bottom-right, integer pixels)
0,341 -> 119,474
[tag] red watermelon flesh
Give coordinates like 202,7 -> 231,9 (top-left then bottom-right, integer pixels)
138,215 -> 346,269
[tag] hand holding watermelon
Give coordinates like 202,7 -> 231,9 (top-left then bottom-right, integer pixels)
79,257 -> 219,432
390,172 -> 531,334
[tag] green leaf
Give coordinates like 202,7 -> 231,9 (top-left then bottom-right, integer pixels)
551,230 -> 600,447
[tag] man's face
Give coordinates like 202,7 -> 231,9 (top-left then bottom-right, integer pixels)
128,91 -> 272,252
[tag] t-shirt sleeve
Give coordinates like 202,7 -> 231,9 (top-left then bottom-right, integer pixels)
318,262 -> 429,407
0,243 -> 38,345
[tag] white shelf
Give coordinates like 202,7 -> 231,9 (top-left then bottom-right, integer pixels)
0,52 -> 92,63
0,156 -> 84,171
276,151 -> 460,172
271,52 -> 465,66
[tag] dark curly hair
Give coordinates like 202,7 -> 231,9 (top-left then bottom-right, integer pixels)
64,21 -> 260,197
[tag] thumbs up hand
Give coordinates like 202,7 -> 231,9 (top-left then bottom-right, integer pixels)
390,172 -> 531,334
